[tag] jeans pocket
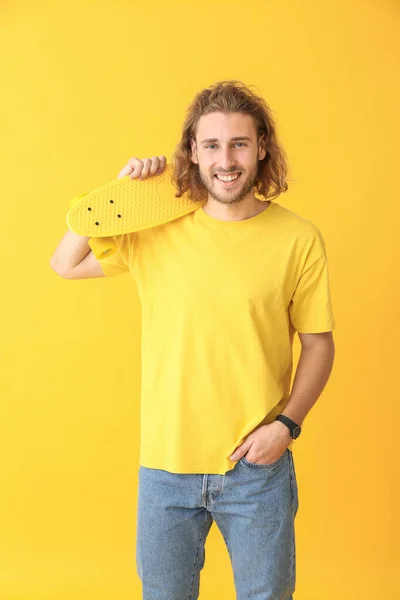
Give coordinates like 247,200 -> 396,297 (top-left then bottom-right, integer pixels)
240,448 -> 289,469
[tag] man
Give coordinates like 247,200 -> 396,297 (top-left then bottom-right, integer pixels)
51,80 -> 335,599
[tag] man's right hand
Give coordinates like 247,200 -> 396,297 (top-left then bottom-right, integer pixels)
117,155 -> 167,180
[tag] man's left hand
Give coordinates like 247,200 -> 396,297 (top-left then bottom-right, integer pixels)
229,421 -> 291,464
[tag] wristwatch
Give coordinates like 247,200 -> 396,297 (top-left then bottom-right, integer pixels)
274,414 -> 302,439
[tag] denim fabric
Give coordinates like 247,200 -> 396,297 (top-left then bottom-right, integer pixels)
136,448 -> 299,599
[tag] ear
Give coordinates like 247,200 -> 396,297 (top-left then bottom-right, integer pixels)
258,133 -> 267,161
190,137 -> 198,164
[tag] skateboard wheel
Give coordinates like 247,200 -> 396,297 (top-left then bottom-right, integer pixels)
88,236 -> 117,260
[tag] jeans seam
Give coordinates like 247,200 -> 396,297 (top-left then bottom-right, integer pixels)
189,512 -> 211,600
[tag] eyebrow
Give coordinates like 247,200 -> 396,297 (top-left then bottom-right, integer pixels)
200,136 -> 252,145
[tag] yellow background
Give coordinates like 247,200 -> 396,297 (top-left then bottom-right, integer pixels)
1,1 -> 398,598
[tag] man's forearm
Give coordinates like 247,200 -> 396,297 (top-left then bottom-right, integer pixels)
280,343 -> 335,427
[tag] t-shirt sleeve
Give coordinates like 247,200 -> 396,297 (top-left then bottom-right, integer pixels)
289,228 -> 336,333
98,233 -> 135,278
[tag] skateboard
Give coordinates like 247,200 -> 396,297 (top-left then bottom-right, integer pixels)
66,164 -> 203,259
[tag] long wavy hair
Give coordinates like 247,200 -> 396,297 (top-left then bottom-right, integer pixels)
171,80 -> 289,202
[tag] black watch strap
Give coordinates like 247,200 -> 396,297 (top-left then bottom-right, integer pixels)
274,414 -> 302,439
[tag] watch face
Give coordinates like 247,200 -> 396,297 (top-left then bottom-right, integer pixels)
293,425 -> 301,439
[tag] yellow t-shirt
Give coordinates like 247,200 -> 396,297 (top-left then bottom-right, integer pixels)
99,200 -> 336,474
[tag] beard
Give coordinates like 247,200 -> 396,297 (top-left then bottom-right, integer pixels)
198,162 -> 259,205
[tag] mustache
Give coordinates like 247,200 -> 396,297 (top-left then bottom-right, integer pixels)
213,170 -> 242,175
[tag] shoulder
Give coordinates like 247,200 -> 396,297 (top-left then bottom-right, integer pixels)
272,202 -> 329,262
273,202 -> 318,230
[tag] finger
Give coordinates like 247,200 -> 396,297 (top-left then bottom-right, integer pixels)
130,158 -> 144,179
139,158 -> 152,180
148,156 -> 161,176
117,157 -> 143,179
156,155 -> 167,173
116,163 -> 134,179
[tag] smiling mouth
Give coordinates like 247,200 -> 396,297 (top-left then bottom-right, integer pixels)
214,173 -> 242,186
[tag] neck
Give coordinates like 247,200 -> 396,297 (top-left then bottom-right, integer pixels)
202,196 -> 271,222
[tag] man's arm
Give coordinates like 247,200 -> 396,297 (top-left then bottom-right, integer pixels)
50,230 -> 94,277
50,155 -> 167,279
229,331 -> 335,462
278,331 -> 335,427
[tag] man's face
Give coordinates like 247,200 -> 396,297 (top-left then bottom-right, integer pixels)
190,111 -> 266,205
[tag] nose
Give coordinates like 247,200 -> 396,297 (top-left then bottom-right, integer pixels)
218,145 -> 239,172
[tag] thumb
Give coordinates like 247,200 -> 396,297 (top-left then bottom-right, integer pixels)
230,441 -> 252,461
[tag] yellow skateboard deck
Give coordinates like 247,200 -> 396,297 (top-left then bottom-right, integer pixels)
66,164 -> 203,259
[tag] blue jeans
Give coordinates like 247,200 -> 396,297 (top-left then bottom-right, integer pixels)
136,448 -> 299,600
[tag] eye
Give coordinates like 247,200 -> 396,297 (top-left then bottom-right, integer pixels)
205,142 -> 247,149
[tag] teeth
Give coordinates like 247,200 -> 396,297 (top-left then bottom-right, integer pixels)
216,174 -> 239,182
